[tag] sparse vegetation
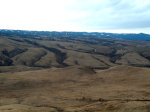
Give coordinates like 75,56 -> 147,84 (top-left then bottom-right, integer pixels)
0,66 -> 150,111
1,30 -> 150,72
1,30 -> 150,111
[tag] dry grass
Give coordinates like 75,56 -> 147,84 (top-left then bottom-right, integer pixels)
1,36 -> 150,70
0,65 -> 150,111
1,34 -> 150,111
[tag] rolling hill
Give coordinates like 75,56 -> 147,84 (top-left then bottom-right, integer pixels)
0,30 -> 150,72
1,30 -> 150,111
0,66 -> 150,112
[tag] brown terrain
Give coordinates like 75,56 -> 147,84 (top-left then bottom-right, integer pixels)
1,30 -> 150,111
0,65 -> 150,112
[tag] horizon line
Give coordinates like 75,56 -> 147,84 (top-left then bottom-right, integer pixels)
0,28 -> 149,35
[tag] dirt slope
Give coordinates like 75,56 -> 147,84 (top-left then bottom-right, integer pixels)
1,35 -> 150,72
0,65 -> 150,111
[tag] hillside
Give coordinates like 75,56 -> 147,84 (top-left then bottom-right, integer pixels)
0,65 -> 150,112
1,30 -> 150,111
1,30 -> 150,72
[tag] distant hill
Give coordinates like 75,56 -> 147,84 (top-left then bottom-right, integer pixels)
1,29 -> 150,111
0,29 -> 150,40
1,29 -> 150,72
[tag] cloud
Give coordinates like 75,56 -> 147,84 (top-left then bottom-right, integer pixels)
68,0 -> 150,31
0,0 -> 150,33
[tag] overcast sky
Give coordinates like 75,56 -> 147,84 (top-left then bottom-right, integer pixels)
0,0 -> 150,34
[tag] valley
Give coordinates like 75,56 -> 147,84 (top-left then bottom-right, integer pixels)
1,30 -> 150,72
0,30 -> 150,111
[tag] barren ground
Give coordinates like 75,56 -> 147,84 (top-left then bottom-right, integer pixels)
0,65 -> 150,112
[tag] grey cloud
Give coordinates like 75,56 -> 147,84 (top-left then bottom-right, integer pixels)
69,0 -> 150,31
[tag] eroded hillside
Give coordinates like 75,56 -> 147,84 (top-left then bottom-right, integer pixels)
1,31 -> 150,72
1,30 -> 150,111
